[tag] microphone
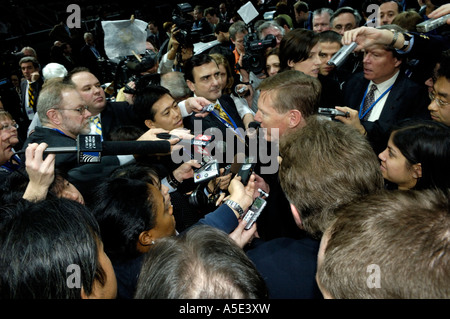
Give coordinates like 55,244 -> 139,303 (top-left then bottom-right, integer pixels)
16,135 -> 171,164
327,42 -> 357,68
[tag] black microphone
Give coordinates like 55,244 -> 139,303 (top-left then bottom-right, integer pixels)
16,135 -> 171,164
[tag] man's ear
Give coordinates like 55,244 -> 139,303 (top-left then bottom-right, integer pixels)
144,119 -> 155,129
290,203 -> 303,229
46,109 -> 62,125
186,79 -> 195,93
288,109 -> 302,129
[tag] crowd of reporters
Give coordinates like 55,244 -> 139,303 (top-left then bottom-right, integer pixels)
0,0 -> 450,301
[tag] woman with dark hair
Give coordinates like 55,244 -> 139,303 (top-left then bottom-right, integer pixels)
91,171 -> 258,299
278,28 -> 343,108
0,198 -> 117,299
378,119 -> 450,190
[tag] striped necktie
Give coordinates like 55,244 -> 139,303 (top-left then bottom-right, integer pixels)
91,116 -> 102,136
214,103 -> 232,126
28,84 -> 35,109
361,84 -> 377,121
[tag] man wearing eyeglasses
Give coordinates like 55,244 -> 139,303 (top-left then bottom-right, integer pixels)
20,79 -> 171,204
428,53 -> 450,126
21,80 -> 94,168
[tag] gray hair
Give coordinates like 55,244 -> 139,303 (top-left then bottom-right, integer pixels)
37,79 -> 76,125
160,71 -> 190,100
257,20 -> 284,40
229,21 -> 247,40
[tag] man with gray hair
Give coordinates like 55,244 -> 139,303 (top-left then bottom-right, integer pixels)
160,71 -> 191,102
312,7 -> 333,33
257,20 -> 284,48
330,6 -> 362,35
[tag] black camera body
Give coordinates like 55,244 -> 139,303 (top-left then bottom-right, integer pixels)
188,184 -> 221,214
242,33 -> 276,75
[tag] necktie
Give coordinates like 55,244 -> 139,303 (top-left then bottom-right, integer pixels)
91,116 -> 102,136
361,84 -> 377,120
214,103 -> 233,126
28,84 -> 34,109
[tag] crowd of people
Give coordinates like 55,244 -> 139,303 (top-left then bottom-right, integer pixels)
1,0 -> 450,301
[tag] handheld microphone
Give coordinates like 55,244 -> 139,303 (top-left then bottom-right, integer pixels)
327,42 -> 357,68
16,135 -> 171,164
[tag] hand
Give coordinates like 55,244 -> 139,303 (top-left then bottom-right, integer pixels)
23,143 -> 55,202
207,168 -> 232,193
184,96 -> 213,118
334,106 -> 366,135
227,173 -> 255,212
428,4 -> 450,23
172,159 -> 201,182
169,128 -> 194,140
253,173 -> 269,201
123,81 -> 136,104
137,128 -> 182,153
229,218 -> 258,249
238,53 -> 250,81
342,26 -> 394,51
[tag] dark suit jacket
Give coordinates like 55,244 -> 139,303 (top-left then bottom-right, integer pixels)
101,101 -> 141,141
185,95 -> 245,162
80,44 -> 103,81
246,236 -> 323,299
20,78 -> 43,116
343,71 -> 430,154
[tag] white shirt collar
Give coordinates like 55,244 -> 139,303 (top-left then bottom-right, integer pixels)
369,70 -> 400,93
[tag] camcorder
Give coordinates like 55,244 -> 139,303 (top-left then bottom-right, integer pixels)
122,51 -> 158,94
241,33 -> 277,74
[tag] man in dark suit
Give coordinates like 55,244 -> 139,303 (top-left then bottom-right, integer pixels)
79,32 -> 104,83
336,40 -> 430,155
246,116 -> 385,298
65,67 -> 140,141
18,56 -> 43,141
251,70 -> 322,241
183,54 -> 245,152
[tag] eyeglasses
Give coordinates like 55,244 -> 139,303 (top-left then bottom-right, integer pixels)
0,122 -> 19,131
429,91 -> 450,108
54,105 -> 89,115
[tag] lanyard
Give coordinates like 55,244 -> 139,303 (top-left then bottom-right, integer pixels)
359,84 -> 394,120
51,128 -> 68,136
210,106 -> 245,143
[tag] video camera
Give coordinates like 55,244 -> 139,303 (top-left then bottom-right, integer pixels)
171,3 -> 205,46
242,33 -> 277,75
120,50 -> 158,95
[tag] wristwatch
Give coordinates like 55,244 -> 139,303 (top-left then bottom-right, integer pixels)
224,199 -> 244,217
389,29 -> 399,47
400,32 -> 412,51
167,172 -> 181,189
